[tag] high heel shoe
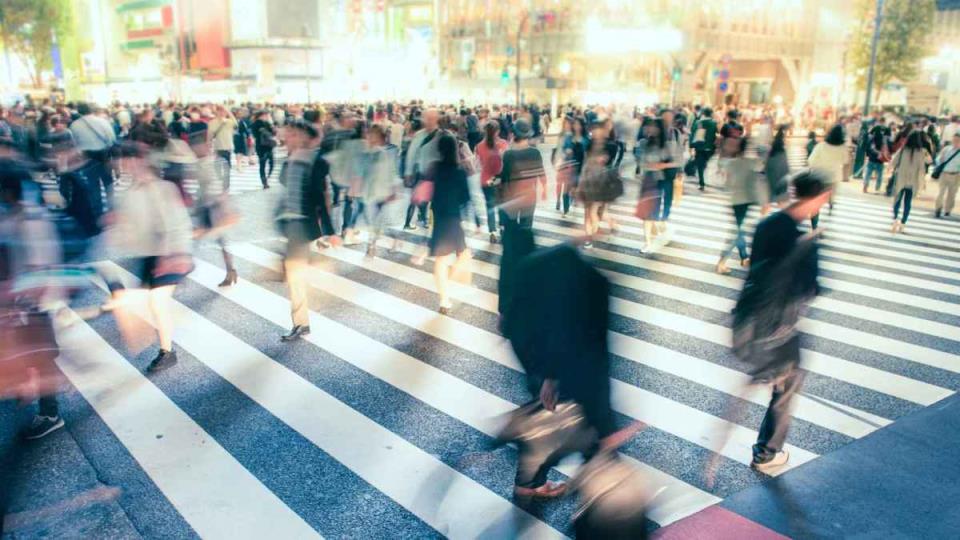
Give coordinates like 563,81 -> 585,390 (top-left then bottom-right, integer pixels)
218,269 -> 238,287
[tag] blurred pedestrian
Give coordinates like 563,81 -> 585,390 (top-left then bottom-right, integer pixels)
933,132 -> 960,218
891,131 -> 929,234
69,103 -> 116,208
716,137 -> 758,274
475,120 -> 508,242
208,106 -> 237,193
426,134 -> 472,314
252,110 -> 277,189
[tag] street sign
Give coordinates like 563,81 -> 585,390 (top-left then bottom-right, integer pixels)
506,46 -> 515,57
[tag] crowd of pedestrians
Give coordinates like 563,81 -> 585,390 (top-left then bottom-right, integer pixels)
1,93 -> 954,533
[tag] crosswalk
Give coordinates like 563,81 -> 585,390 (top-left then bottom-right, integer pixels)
48,174 -> 960,538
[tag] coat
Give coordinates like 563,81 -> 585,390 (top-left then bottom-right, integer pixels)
893,148 -> 928,192
807,142 -> 847,186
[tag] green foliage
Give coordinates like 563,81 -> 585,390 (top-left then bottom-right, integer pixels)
0,0 -> 73,87
851,0 -> 936,100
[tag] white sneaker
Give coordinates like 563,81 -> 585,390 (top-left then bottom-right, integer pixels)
751,450 -> 790,472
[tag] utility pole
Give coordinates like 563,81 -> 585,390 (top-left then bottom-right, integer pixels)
863,0 -> 884,115
515,12 -> 528,108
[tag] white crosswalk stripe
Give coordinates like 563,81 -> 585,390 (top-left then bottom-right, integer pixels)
50,168 -> 960,537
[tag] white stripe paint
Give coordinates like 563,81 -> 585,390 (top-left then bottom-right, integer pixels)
55,313 -> 322,540
186,257 -> 719,527
97,262 -> 565,539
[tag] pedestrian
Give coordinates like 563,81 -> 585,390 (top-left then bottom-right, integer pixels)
716,136 -> 758,275
933,132 -> 960,218
208,106 -> 237,193
276,121 -> 339,342
763,126 -> 790,215
634,118 -> 679,250
805,130 -> 817,159
690,107 -> 717,191
806,123 -> 846,229
863,127 -> 888,193
403,108 -> 442,231
725,171 -> 831,474
360,123 -> 402,257
555,116 -> 588,218
69,102 -> 117,208
110,143 -> 194,372
251,110 -> 277,189
496,118 -> 543,316
891,131 -> 929,234
426,134 -> 472,314
579,121 -> 622,247
475,120 -> 508,242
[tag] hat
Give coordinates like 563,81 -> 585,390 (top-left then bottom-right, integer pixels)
513,118 -> 533,139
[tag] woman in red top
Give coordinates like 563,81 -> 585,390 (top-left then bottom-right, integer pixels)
475,121 -> 509,242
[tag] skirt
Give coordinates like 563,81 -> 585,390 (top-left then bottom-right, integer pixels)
634,172 -> 662,221
135,256 -> 189,289
429,215 -> 466,257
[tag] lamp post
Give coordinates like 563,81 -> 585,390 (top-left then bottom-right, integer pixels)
863,0 -> 884,115
515,12 -> 529,108
301,25 -> 313,104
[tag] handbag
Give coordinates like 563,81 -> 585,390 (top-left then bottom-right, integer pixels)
570,452 -> 658,539
683,157 -> 696,177
932,148 -> 960,180
411,180 -> 434,205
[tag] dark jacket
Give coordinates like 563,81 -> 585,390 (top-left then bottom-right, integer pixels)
276,150 -> 335,240
504,243 -> 614,437
251,119 -> 276,152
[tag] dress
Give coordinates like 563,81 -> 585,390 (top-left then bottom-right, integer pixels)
428,164 -> 470,257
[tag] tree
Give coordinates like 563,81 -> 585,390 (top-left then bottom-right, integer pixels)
850,0 -> 936,105
0,0 -> 72,88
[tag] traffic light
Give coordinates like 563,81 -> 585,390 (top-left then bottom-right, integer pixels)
672,66 -> 681,81
501,68 -> 510,83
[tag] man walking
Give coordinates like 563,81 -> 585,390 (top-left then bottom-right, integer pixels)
731,171 -> 832,471
403,108 -> 442,230
208,106 -> 237,193
935,133 -> 960,219
69,103 -> 116,208
690,107 -> 717,191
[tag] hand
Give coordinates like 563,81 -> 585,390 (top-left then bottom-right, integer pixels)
539,379 -> 558,411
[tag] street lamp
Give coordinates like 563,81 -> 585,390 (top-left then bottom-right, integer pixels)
301,24 -> 313,104
863,0 -> 884,114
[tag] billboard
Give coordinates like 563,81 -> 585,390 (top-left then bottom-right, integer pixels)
267,0 -> 320,39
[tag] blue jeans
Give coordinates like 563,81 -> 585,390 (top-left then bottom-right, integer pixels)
720,203 -> 750,262
864,162 -> 884,191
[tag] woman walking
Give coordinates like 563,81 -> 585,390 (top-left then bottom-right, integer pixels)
716,137 -> 758,274
362,123 -> 402,257
475,120 -> 509,242
891,131 -> 928,234
762,126 -> 790,215
555,116 -> 588,217
578,121 -> 621,248
807,124 -> 846,228
634,118 -> 679,250
111,143 -> 194,372
428,134 -> 472,314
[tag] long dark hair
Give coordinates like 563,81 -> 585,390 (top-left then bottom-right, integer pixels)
647,118 -> 667,149
905,130 -> 924,153
484,120 -> 498,149
825,124 -> 845,146
437,133 -> 459,168
769,126 -> 787,157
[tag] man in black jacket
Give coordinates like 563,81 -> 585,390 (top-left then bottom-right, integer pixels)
251,111 -> 276,188
276,121 -> 339,341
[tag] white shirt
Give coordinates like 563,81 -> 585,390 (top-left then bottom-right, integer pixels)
70,114 -> 116,152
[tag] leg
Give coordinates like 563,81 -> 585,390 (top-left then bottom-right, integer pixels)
936,179 -> 948,212
417,202 -> 429,227
695,150 -> 708,189
434,253 -> 455,309
810,213 -> 819,230
661,177 -> 674,221
404,201 -> 416,229
482,186 -> 498,233
893,188 -> 905,221
258,151 -> 268,186
734,204 -> 749,261
148,285 -> 177,351
266,151 -> 274,179
901,188 -> 913,224
947,176 -> 959,214
284,236 -> 311,329
754,360 -> 805,462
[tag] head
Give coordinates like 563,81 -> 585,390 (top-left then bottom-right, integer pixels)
573,117 -> 586,136
366,123 -> 387,146
906,130 -> 924,151
790,170 -> 832,219
484,120 -> 499,147
422,108 -> 440,131
437,133 -> 459,168
723,134 -> 748,156
76,103 -> 92,116
513,118 -> 533,142
661,109 -> 675,128
645,118 -> 666,147
727,109 -> 739,122
284,120 -> 318,151
702,107 -> 713,119
953,133 -> 960,148
808,130 -> 817,141
825,124 -> 845,146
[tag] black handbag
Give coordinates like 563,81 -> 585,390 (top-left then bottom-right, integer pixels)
932,148 -> 960,180
683,157 -> 697,177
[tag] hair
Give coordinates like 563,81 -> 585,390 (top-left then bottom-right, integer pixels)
727,109 -> 739,120
483,120 -> 498,148
793,170 -> 829,199
647,118 -> 667,148
702,107 -> 713,118
76,103 -> 91,116
437,133 -> 459,168
367,123 -> 387,143
807,130 -> 817,140
905,130 -> 924,152
303,109 -> 320,123
769,126 -> 787,157
573,117 -> 586,136
288,120 -> 319,139
824,124 -> 845,146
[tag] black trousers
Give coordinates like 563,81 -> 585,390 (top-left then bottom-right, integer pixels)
215,150 -> 231,192
257,149 -> 274,186
694,148 -> 714,188
753,352 -> 805,462
404,201 -> 429,228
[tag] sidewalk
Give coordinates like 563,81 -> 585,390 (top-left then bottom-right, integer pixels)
654,392 -> 960,539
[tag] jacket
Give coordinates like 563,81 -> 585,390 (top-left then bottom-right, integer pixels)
893,148 -> 928,192
275,149 -> 335,240
807,142 -> 847,186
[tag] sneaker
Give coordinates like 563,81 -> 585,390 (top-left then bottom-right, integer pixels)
489,232 -> 498,244
23,415 -> 65,440
147,349 -> 178,372
403,224 -> 418,231
514,481 -> 567,499
935,209 -> 942,219
751,450 -> 790,472
582,241 -> 594,249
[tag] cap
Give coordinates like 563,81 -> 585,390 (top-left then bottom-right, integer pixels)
513,118 -> 533,139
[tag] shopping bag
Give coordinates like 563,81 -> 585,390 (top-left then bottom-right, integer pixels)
411,180 -> 434,205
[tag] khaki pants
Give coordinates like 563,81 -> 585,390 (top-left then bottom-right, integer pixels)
936,172 -> 959,214
282,220 -> 312,327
